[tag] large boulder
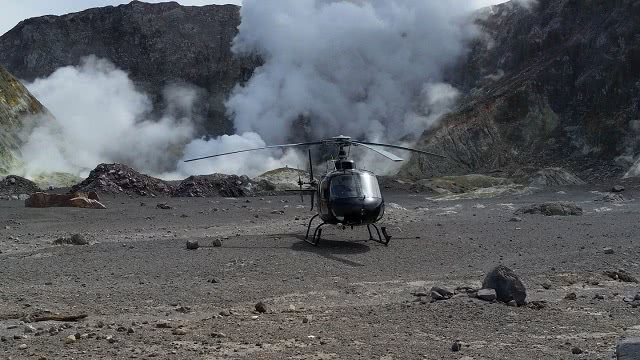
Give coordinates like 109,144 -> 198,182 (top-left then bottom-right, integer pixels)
482,265 -> 527,305
25,192 -> 105,209
173,174 -> 263,198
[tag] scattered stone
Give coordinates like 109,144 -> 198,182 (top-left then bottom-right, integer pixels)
604,247 -> 615,254
64,335 -> 77,344
515,202 -> 583,216
597,193 -> 627,203
53,234 -> 89,246
612,185 -> 625,193
565,292 -> 577,301
211,239 -> 223,247
594,294 -> 605,300
509,216 -> 523,222
451,340 -> 462,352
24,324 -> 36,333
186,240 -> 199,250
430,291 -> 445,301
127,327 -> 135,334
271,210 -> 285,215
571,346 -> 583,354
172,328 -> 188,336
605,269 -> 639,283
18,343 -> 28,350
156,321 -> 172,329
476,288 -> 497,302
482,265 -> 527,305
210,332 -> 226,338
617,337 -> 640,359
106,335 -> 116,343
219,310 -> 231,317
431,286 -> 454,299
255,301 -> 268,313
156,203 -> 172,210
528,300 -> 548,310
541,282 -> 552,290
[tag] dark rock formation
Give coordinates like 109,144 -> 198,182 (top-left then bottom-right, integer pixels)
71,163 -> 174,196
0,175 -> 40,195
515,201 -> 583,216
0,65 -> 50,174
404,0 -> 640,181
0,1 -> 259,135
482,265 -> 527,305
172,174 -> 267,198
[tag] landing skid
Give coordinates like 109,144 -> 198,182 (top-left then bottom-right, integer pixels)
304,215 -> 392,246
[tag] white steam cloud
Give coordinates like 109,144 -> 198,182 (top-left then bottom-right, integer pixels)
16,56 -> 196,178
180,0 -> 477,176
16,0 -> 484,179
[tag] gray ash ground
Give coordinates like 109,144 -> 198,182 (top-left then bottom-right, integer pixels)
1,181 -> 640,359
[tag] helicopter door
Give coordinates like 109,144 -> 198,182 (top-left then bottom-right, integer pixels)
319,178 -> 330,214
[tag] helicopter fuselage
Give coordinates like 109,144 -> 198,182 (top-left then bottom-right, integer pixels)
315,169 -> 385,226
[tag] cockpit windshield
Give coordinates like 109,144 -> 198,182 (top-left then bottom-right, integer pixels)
330,172 -> 381,199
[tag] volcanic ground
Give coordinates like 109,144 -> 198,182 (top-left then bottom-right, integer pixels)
1,181 -> 640,359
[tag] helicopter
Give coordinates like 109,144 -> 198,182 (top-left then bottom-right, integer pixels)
184,135 -> 446,246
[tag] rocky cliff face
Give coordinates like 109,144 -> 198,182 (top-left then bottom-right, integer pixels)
0,1 -> 259,135
0,65 -> 48,174
403,0 -> 640,181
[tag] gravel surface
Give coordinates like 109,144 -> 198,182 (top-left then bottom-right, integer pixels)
1,183 -> 640,359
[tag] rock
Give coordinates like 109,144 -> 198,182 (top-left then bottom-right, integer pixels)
186,240 -> 199,250
598,193 -> 627,203
528,300 -> 547,310
25,192 -> 106,209
53,234 -> 89,246
612,185 -> 625,193
106,335 -> 116,343
528,168 -> 586,187
255,301 -> 268,313
515,202 -> 582,216
431,286 -> 454,299
18,343 -> 28,350
71,163 -> 174,196
218,309 -> 231,317
173,174 -> 261,198
476,288 -> 497,302
541,282 -> 552,290
156,203 -> 172,210
155,321 -> 172,328
211,239 -> 223,247
564,292 -> 577,301
594,294 -> 605,300
571,346 -> 583,354
451,340 -> 462,352
482,265 -> 527,305
210,332 -> 226,338
172,328 -> 188,336
64,335 -> 77,344
618,337 -> 640,359
509,216 -> 523,222
430,291 -> 445,301
0,175 -> 41,196
604,247 -> 615,254
605,270 -> 639,283
24,324 -> 36,333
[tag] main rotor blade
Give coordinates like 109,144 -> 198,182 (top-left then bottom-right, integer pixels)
352,141 -> 447,159
355,143 -> 404,162
184,141 -> 323,162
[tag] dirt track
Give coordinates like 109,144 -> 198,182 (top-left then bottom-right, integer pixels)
1,184 -> 640,359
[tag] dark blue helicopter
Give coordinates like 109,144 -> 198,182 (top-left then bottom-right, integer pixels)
185,135 -> 446,246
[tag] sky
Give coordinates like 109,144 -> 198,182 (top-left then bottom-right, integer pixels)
0,0 -> 506,36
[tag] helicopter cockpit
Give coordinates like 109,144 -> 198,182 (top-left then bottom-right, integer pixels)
329,171 -> 381,199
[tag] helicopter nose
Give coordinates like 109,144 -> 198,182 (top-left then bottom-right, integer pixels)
331,198 -> 383,224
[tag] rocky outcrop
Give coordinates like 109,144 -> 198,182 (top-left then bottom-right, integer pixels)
0,65 -> 50,174
0,1 -> 260,135
0,175 -> 40,196
405,0 -> 640,181
25,192 -> 106,209
172,174 -> 268,198
71,163 -> 174,196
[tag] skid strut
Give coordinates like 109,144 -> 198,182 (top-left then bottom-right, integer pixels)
367,224 -> 392,246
